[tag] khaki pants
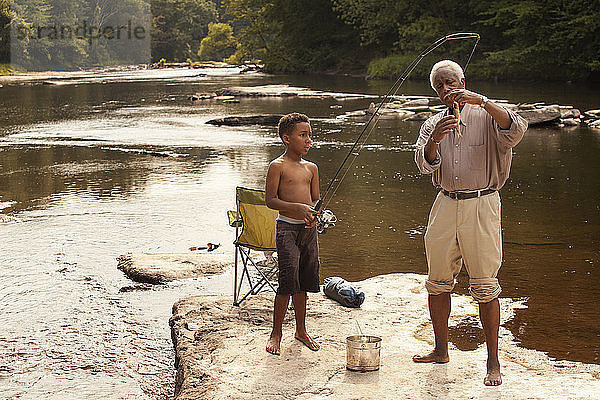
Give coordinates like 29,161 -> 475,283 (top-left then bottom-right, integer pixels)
424,191 -> 502,303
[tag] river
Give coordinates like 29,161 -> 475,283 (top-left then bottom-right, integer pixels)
1,67 -> 599,398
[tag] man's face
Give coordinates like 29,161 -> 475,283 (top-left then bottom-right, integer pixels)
284,121 -> 312,155
432,68 -> 465,107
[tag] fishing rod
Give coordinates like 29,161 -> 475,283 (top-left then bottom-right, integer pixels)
315,32 -> 480,233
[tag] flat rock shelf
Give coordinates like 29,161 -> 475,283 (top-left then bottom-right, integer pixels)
169,273 -> 600,400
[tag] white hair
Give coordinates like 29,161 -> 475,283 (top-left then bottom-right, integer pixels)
429,60 -> 464,90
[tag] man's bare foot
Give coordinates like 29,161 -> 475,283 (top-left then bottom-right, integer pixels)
484,361 -> 502,386
412,350 -> 449,363
294,332 -> 320,351
266,334 -> 281,355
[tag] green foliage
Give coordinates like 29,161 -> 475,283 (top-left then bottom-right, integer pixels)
0,63 -> 13,74
3,0 -> 599,80
339,0 -> 600,81
0,0 -> 10,63
198,22 -> 236,61
8,0 -> 151,71
367,53 -> 427,80
151,0 -> 217,62
474,0 -> 600,80
224,0 -> 368,73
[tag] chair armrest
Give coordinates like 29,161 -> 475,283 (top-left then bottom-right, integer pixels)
227,210 -> 242,227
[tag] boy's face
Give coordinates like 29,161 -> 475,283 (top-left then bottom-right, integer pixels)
283,121 -> 312,155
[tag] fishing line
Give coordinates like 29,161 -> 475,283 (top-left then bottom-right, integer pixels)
316,32 -> 480,216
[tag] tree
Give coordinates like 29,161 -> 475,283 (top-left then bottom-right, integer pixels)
151,0 -> 217,61
198,22 -> 236,61
0,0 -> 11,64
225,0 -> 367,72
476,0 -> 600,80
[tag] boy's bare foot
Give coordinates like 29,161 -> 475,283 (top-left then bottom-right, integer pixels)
294,332 -> 320,351
412,350 -> 449,363
266,334 -> 282,355
484,361 -> 502,386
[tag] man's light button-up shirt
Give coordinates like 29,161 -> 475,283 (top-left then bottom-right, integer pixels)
414,103 -> 528,191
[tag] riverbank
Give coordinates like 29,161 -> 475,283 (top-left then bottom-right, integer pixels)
0,63 -> 250,83
169,273 -> 600,400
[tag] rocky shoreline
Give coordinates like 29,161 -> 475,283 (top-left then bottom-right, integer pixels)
192,85 -> 600,129
168,273 -> 600,400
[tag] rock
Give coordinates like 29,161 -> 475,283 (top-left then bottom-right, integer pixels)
560,106 -> 581,119
401,106 -> 432,112
116,252 -> 230,284
502,103 -> 520,111
216,85 -> 377,100
516,105 -> 561,125
401,98 -> 430,107
188,93 -> 216,101
206,115 -> 283,126
588,119 -> 600,128
584,109 -> 600,118
169,273 -> 600,400
214,95 -> 236,101
561,118 -> 580,127
366,102 -> 415,119
119,283 -> 154,292
403,111 -> 433,121
0,214 -> 17,223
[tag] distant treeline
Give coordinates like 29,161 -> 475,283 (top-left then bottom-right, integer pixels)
1,0 -> 599,81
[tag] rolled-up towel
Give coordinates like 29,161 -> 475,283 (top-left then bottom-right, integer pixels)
323,277 -> 365,308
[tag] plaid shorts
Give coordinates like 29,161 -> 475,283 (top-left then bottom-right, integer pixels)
275,221 -> 320,295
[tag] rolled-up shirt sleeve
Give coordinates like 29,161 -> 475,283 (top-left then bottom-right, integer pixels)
494,108 -> 528,149
415,116 -> 441,174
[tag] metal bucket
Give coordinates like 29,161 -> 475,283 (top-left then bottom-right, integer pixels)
346,335 -> 382,371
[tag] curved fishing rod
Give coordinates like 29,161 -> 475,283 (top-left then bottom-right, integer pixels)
315,32 -> 480,221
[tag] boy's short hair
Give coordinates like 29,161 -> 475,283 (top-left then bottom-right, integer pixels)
278,113 -> 309,142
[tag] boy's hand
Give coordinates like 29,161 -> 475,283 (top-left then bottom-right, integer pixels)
296,204 -> 318,228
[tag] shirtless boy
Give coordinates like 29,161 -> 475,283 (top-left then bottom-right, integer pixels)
265,113 -> 321,355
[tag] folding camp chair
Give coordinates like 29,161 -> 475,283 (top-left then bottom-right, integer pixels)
228,187 -> 279,306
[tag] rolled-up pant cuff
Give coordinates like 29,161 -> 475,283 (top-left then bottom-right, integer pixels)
425,279 -> 455,296
469,277 -> 501,303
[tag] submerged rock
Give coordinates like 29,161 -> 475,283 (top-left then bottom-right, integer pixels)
560,106 -> 581,119
117,252 -> 230,284
188,92 -> 216,101
588,119 -> 600,128
215,84 -> 377,100
404,111 -> 433,121
561,118 -> 580,127
585,109 -> 600,118
206,115 -> 283,126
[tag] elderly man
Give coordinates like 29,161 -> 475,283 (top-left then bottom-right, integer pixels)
413,60 -> 527,386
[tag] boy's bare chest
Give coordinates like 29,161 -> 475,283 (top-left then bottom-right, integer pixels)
281,164 -> 312,186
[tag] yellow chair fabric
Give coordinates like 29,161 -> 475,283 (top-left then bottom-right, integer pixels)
235,187 -> 278,251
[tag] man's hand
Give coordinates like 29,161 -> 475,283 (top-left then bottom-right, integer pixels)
431,115 -> 458,144
444,89 -> 484,106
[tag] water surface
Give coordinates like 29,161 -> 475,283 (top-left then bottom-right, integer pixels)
1,67 -> 599,398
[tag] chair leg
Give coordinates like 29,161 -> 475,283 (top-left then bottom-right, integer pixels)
233,246 -> 239,306
233,246 -> 278,306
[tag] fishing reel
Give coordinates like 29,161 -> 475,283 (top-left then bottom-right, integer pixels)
317,209 -> 337,234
